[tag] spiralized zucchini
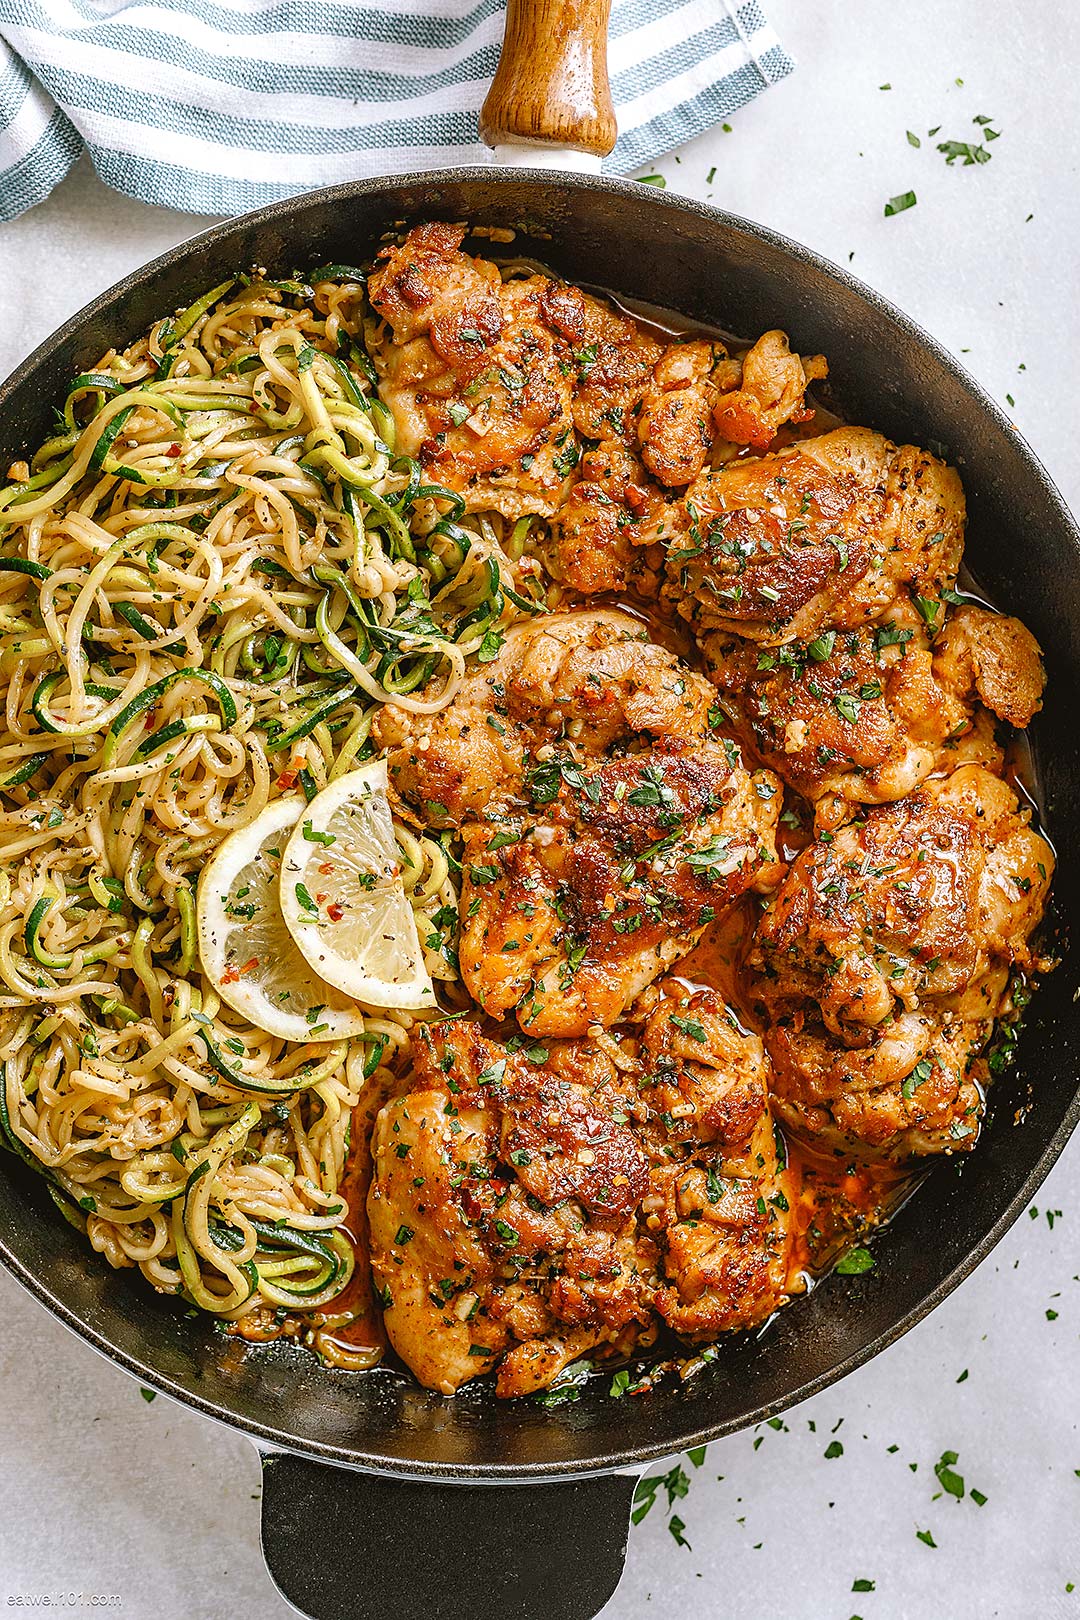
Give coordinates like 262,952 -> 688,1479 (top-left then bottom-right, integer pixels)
0,270 -> 539,1330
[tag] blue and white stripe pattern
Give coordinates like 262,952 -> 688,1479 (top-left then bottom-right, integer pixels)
0,0 -> 792,221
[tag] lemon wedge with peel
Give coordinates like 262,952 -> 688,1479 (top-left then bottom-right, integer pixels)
196,796 -> 368,1042
279,759 -> 436,1012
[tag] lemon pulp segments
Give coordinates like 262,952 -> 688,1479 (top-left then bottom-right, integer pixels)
279,759 -> 435,1011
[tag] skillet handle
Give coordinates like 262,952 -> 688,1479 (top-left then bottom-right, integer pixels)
479,0 -> 617,162
259,1449 -> 637,1620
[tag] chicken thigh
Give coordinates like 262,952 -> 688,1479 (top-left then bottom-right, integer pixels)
376,609 -> 781,1034
368,226 -> 578,519
638,984 -> 794,1337
457,737 -> 780,1036
663,427 -> 966,646
703,603 -> 1044,829
368,984 -> 795,1395
542,441 -> 675,597
747,765 -> 1054,1156
368,1019 -> 652,1396
374,608 -> 718,826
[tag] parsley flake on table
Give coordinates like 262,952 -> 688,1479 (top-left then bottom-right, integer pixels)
668,1515 -> 691,1549
934,1450 -> 965,1499
938,138 -> 992,166
884,190 -> 917,217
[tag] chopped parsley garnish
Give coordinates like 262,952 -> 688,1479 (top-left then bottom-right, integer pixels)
901,1054 -> 935,1098
671,1013 -> 707,1042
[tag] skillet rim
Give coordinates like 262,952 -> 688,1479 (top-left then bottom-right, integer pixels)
0,165 -> 1077,1481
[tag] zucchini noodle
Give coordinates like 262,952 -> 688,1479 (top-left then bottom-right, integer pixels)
0,270 -> 538,1332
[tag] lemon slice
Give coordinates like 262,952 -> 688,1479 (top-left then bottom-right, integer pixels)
196,796 -> 368,1042
279,759 -> 435,1011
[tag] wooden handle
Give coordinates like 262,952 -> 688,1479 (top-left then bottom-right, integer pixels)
479,0 -> 617,158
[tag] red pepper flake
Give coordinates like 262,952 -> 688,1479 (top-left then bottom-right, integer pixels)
220,967 -> 240,985
327,902 -> 344,921
166,443 -> 183,458
318,862 -> 334,875
276,763 -> 300,790
239,957 -> 259,976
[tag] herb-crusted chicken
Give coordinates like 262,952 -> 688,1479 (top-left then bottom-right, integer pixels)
368,985 -> 794,1395
663,427 -> 966,647
747,765 -> 1054,1155
374,608 -> 719,827
638,984 -> 794,1337
703,602 -> 1044,829
367,1019 -> 653,1397
457,737 -> 780,1036
376,609 -> 781,1034
368,224 -> 579,519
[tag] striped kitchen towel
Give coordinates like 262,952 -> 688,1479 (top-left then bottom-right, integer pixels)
0,0 -> 793,222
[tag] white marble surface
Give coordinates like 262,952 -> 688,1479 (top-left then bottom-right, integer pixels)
1,2 -> 1078,1616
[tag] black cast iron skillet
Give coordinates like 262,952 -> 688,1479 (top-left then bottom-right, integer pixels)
0,6 -> 1078,1618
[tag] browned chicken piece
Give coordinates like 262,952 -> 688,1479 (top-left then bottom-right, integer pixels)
703,601 -> 1046,829
457,739 -> 780,1036
703,615 -> 990,831
747,765 -> 1054,1156
365,219 -> 501,344
638,985 -> 794,1337
543,441 -> 677,596
377,609 -> 781,1035
537,280 -> 665,442
636,341 -> 727,487
368,1019 -> 655,1397
663,427 -> 966,647
374,608 -> 719,828
368,225 -> 578,518
368,990 -> 794,1395
932,602 -> 1045,728
711,330 -> 828,451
